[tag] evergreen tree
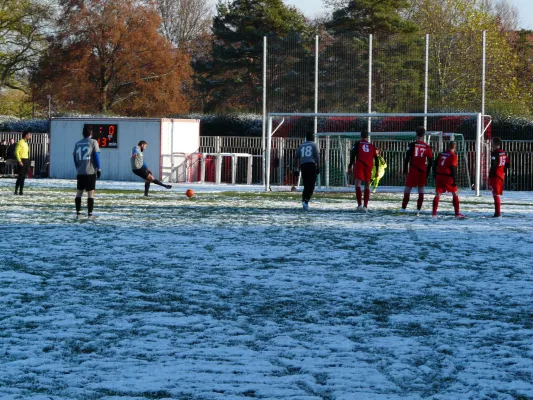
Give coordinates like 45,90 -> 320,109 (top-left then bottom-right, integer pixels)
322,0 -> 420,113
326,0 -> 416,37
195,0 -> 311,112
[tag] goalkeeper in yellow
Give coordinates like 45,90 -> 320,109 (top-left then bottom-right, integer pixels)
370,147 -> 387,193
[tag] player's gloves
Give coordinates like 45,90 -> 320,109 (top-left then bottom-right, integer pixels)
96,170 -> 101,179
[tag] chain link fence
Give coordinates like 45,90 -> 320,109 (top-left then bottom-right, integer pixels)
265,32 -> 516,116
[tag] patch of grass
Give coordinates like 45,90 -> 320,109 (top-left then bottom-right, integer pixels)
63,339 -> 98,356
396,321 -> 434,337
96,389 -> 176,399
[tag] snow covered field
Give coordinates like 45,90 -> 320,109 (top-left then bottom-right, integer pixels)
1,179 -> 533,400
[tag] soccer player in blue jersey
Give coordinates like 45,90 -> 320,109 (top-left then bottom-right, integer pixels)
294,132 -> 320,211
131,141 -> 172,196
73,126 -> 101,217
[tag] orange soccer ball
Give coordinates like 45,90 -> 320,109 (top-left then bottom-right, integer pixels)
185,189 -> 194,198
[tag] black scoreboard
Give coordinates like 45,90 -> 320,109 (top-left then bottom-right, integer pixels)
84,124 -> 118,148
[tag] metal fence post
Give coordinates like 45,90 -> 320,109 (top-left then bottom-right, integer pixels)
368,34 -> 373,132
482,31 -> 486,118
262,36 -> 267,185
314,35 -> 319,141
424,34 -> 429,130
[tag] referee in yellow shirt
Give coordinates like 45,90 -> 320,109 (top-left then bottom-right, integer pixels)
14,131 -> 32,195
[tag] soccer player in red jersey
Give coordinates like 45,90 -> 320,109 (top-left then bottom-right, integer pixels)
432,141 -> 465,218
489,137 -> 510,217
347,129 -> 379,212
401,126 -> 433,215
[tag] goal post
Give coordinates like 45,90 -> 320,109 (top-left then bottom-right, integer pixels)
265,112 -> 485,195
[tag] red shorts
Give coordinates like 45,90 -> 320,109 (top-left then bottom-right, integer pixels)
489,176 -> 504,195
405,169 -> 427,188
435,175 -> 457,194
353,162 -> 372,182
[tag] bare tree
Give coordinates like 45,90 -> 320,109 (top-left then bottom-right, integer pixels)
488,0 -> 519,31
408,0 -> 519,32
155,0 -> 213,48
322,0 -> 350,11
0,0 -> 54,92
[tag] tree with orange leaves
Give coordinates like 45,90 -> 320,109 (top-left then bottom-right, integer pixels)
32,0 -> 192,116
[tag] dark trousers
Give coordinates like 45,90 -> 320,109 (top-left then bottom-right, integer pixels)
301,162 -> 318,202
15,159 -> 30,193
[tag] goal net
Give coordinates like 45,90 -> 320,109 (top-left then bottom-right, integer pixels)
315,131 -> 471,189
265,112 -> 487,194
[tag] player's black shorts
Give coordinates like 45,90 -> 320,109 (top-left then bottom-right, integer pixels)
77,174 -> 97,191
17,159 -> 30,177
132,167 -> 150,180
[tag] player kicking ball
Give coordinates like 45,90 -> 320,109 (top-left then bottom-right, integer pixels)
347,129 -> 379,212
489,137 -> 510,218
294,131 -> 320,211
432,141 -> 465,219
131,140 -> 172,196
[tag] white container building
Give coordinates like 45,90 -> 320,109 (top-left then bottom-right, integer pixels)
49,117 -> 200,181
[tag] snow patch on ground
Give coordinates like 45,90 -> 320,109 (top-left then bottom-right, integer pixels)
1,179 -> 533,399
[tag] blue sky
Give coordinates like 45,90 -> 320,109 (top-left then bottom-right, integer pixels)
284,0 -> 533,29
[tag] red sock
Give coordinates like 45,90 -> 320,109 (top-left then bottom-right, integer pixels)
453,196 -> 460,215
356,187 -> 362,206
417,193 -> 424,210
494,195 -> 501,216
432,196 -> 439,215
364,188 -> 370,207
402,193 -> 410,209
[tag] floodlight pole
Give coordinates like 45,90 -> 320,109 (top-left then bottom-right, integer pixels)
262,36 -> 267,185
424,34 -> 429,130
481,31 -> 486,117
477,31 -> 486,197
368,34 -> 373,133
314,35 -> 319,141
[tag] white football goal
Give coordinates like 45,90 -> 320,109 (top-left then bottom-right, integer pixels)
265,112 -> 489,196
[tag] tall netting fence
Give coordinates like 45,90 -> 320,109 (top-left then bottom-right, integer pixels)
319,35 -> 369,113
263,32 -> 518,190
266,33 -> 494,120
427,33 -> 483,112
372,34 -> 426,113
267,36 -> 315,115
